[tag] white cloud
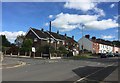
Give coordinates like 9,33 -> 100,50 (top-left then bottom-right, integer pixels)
113,15 -> 120,21
101,35 -> 115,39
45,23 -> 49,26
49,15 -> 53,19
0,31 -> 26,43
52,13 -> 118,32
64,0 -> 105,16
110,3 -> 115,8
85,19 -> 118,30
64,0 -> 96,12
52,13 -> 98,31
94,8 -> 105,16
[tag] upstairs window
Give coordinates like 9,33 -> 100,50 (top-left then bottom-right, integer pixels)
63,41 -> 65,45
57,41 -> 60,44
34,38 -> 37,42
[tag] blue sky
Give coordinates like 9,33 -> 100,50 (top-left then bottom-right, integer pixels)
1,1 -> 119,43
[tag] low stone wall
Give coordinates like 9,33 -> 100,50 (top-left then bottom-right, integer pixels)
50,57 -> 62,59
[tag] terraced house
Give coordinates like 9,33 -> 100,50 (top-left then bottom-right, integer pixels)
24,25 -> 79,57
78,35 -> 120,54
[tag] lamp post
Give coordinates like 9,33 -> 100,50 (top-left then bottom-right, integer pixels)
80,23 -> 85,54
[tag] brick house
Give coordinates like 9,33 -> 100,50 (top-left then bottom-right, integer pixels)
78,35 -> 120,54
25,27 -> 79,56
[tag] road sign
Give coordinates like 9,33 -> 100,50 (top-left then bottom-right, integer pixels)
32,47 -> 35,52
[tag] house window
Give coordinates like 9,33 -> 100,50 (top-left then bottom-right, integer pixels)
63,41 -> 65,45
47,40 -> 49,43
57,41 -> 60,44
51,40 -> 53,43
34,38 -> 37,42
77,44 -> 79,47
66,43 -> 68,45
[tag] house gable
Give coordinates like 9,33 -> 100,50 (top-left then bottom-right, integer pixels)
25,28 -> 49,41
25,29 -> 39,41
78,37 -> 93,52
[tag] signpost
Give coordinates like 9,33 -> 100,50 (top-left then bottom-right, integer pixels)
32,47 -> 35,58
32,47 -> 35,53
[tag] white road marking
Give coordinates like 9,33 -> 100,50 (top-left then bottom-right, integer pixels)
0,61 -> 26,69
74,63 -> 116,83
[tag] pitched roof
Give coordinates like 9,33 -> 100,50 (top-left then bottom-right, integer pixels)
29,28 -> 78,43
91,38 -> 113,46
31,28 -> 49,39
48,32 -> 64,40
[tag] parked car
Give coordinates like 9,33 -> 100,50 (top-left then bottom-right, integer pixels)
100,53 -> 107,58
106,53 -> 114,57
114,53 -> 120,57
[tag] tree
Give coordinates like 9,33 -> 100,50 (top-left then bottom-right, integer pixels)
20,39 -> 33,56
38,45 -> 55,53
1,35 -> 11,55
37,45 -> 55,58
112,41 -> 120,47
15,34 -> 25,47
58,46 -> 69,57
1,35 -> 11,47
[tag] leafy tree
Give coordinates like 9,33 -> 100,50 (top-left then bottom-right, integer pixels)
37,45 -> 55,54
1,35 -> 11,47
1,35 -> 11,54
112,41 -> 120,47
58,46 -> 68,56
15,34 -> 25,47
37,46 -> 44,53
20,39 -> 33,52
20,39 -> 33,56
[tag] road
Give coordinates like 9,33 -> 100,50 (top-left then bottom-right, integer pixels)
2,57 -> 119,83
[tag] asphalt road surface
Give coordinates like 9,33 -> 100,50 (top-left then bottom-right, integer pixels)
2,57 -> 119,83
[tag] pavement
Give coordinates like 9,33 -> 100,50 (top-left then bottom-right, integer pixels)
1,56 -> 119,83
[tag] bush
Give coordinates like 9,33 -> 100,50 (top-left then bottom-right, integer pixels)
58,46 -> 69,56
37,45 -> 55,54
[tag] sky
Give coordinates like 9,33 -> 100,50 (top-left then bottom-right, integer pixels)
1,0 -> 119,43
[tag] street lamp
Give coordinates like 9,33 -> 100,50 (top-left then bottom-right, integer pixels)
80,23 -> 85,54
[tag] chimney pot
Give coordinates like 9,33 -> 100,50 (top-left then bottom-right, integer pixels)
72,36 -> 74,40
85,35 -> 90,39
65,33 -> 67,36
41,28 -> 44,31
92,36 -> 96,41
57,30 -> 59,34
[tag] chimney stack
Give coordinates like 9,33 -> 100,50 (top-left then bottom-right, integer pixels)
85,34 -> 90,39
92,36 -> 96,41
41,28 -> 44,31
65,33 -> 67,37
72,36 -> 74,40
57,30 -> 59,34
49,21 -> 51,32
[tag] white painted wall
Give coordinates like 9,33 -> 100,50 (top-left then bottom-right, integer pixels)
78,37 -> 93,52
99,44 -> 113,53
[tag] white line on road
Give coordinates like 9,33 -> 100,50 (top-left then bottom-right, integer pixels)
74,63 -> 116,83
0,61 -> 26,69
